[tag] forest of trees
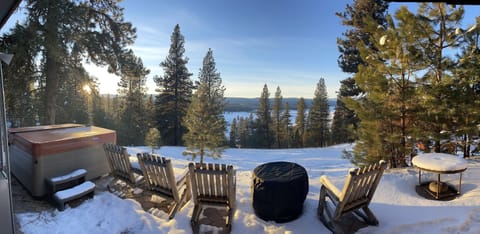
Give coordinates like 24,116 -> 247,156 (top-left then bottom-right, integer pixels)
228,79 -> 331,149
1,0 -> 479,166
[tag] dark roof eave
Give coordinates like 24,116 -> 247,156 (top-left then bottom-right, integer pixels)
386,0 -> 480,5
0,0 -> 22,30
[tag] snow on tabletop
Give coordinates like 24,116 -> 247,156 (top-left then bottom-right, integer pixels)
412,153 -> 468,172
54,181 -> 95,200
50,169 -> 87,183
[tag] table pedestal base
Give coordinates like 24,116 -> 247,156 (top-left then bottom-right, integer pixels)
415,181 -> 459,201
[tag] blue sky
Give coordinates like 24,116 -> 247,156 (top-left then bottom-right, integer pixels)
2,1 -> 480,98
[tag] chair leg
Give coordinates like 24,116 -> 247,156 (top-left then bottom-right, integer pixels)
190,204 -> 202,226
353,206 -> 379,226
317,186 -> 335,232
226,207 -> 233,232
361,207 -> 379,226
168,202 -> 179,220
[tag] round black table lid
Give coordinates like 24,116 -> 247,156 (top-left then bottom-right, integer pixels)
253,161 -> 306,182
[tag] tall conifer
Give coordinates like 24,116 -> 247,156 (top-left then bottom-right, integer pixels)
272,86 -> 283,148
293,97 -> 307,148
306,78 -> 330,147
155,24 -> 193,146
334,0 -> 389,143
183,49 -> 226,163
281,102 -> 292,148
255,84 -> 273,148
117,52 -> 150,146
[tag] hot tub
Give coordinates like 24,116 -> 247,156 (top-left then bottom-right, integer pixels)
8,124 -> 115,197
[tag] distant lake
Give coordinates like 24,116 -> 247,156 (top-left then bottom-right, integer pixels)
224,106 -> 335,133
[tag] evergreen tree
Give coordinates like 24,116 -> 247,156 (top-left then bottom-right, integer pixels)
145,94 -> 156,128
272,86 -> 283,148
145,128 -> 162,153
254,84 -> 273,148
293,97 -> 307,148
111,95 -> 121,124
451,17 -> 480,157
412,3 -> 465,152
2,24 -> 39,127
56,68 -> 94,124
117,52 -> 150,146
345,4 -> 466,167
154,24 -> 193,146
337,0 -> 389,73
93,93 -> 115,131
306,78 -> 330,147
334,0 -> 389,143
229,118 -> 238,148
330,78 -> 359,144
347,9 -> 422,166
281,102 -> 292,148
238,117 -> 249,148
183,49 -> 226,164
4,0 -> 137,124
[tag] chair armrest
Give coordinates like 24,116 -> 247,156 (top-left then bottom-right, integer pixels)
320,175 -> 342,199
176,168 -> 189,187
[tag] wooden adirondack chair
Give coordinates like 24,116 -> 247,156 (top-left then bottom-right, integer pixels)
137,153 -> 190,219
188,163 -> 236,233
317,160 -> 387,233
103,144 -> 143,184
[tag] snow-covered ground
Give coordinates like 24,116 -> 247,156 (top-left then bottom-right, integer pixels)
16,144 -> 480,233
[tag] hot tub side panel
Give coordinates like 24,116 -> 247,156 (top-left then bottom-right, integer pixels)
9,145 -> 36,195
9,127 -> 115,197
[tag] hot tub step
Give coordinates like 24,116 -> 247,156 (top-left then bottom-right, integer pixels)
53,181 -> 96,211
46,169 -> 87,194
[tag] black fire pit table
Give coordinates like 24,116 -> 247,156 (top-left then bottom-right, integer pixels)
252,161 -> 308,223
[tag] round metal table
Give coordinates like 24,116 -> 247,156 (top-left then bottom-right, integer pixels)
251,161 -> 308,223
412,153 -> 468,200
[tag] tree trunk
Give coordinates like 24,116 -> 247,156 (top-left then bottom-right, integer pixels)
45,52 -> 58,125
44,2 -> 60,125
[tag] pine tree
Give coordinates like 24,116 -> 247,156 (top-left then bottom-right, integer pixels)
56,68 -> 94,124
254,84 -> 273,148
145,128 -> 162,153
155,24 -> 193,146
229,118 -> 238,148
334,0 -> 389,144
451,17 -> 480,157
337,0 -> 389,73
306,78 -> 330,147
4,0 -> 137,124
330,78 -> 359,144
293,97 -> 307,148
117,51 -> 150,145
345,4 -> 464,167
183,49 -> 226,164
238,117 -> 249,148
111,95 -> 121,124
145,94 -> 156,128
412,3 -> 465,152
2,24 -> 40,127
281,102 -> 292,148
271,86 -> 283,148
93,93 -> 115,131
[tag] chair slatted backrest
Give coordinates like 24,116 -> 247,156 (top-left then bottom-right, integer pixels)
336,161 -> 386,217
189,163 -> 235,208
103,143 -> 136,184
137,153 -> 179,202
